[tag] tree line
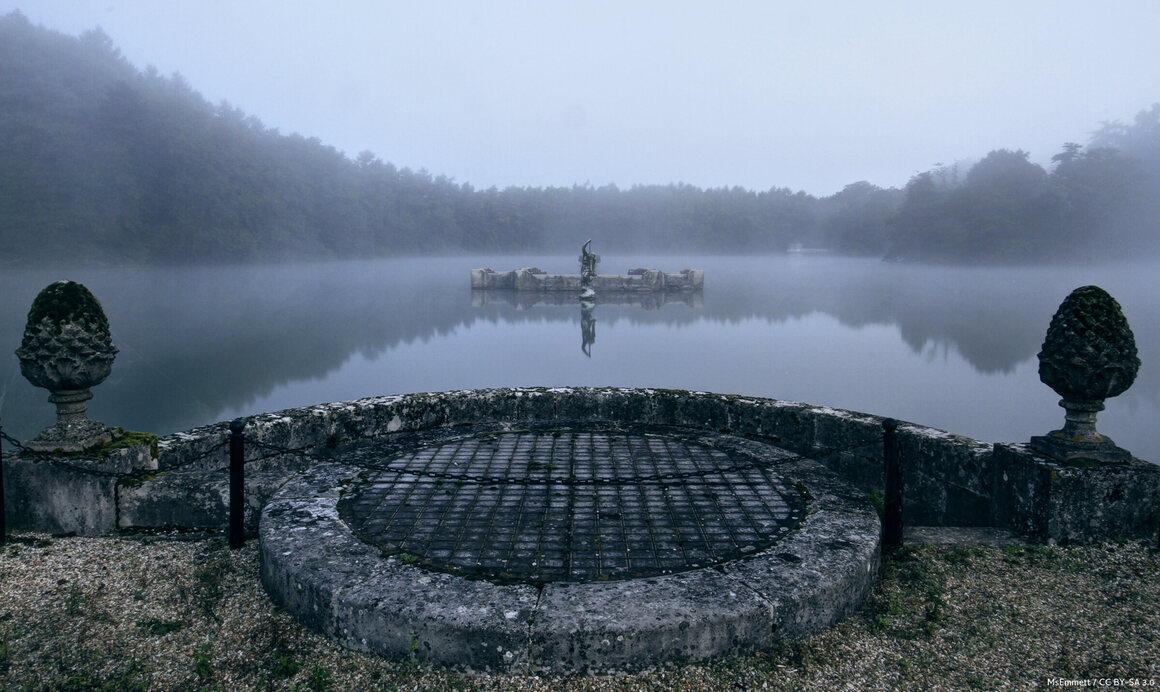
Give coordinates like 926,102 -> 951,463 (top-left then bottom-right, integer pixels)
1,11 -> 1156,265
886,125 -> 1157,263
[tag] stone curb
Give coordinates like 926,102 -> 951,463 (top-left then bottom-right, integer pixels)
259,439 -> 880,674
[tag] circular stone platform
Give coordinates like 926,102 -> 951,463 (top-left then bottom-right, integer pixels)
260,424 -> 880,674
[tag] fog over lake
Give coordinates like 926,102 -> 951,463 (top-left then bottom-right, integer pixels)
2,256 -> 1157,462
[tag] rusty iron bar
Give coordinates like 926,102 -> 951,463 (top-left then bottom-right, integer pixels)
1,419 -> 5,546
229,418 -> 246,549
882,418 -> 902,553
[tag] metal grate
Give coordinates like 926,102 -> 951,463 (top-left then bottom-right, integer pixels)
339,431 -> 806,584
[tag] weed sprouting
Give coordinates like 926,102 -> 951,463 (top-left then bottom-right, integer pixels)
191,542 -> 232,619
136,618 -> 184,636
769,637 -> 816,669
0,630 -> 10,675
192,642 -> 213,682
63,584 -> 90,616
866,487 -> 885,519
271,649 -> 300,680
307,664 -> 334,691
408,632 -> 421,663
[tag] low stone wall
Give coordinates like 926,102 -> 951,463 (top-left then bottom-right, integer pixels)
992,443 -> 1160,543
3,444 -> 155,535
6,387 -> 1157,541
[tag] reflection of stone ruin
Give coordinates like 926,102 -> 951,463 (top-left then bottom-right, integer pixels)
471,289 -> 702,310
470,243 -> 704,357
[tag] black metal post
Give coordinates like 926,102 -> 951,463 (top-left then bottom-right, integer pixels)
1,419 -> 6,546
883,418 -> 902,553
229,418 -> 246,549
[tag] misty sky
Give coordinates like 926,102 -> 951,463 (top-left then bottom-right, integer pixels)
6,1 -> 1159,196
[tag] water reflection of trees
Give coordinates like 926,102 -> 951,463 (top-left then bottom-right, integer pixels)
1,257 -> 1155,439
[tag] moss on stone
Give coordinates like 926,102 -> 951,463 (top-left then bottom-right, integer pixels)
57,428 -> 160,460
25,280 -> 110,331
1038,284 -> 1139,401
1058,456 -> 1121,469
104,428 -> 160,459
118,468 -> 168,487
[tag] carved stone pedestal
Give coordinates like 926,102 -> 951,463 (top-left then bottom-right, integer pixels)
22,389 -> 114,453
1030,399 -> 1132,465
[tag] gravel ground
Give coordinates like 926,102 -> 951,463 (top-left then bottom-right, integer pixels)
1,530 -> 1157,691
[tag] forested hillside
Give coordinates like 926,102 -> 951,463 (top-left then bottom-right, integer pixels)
1,11 -> 1155,265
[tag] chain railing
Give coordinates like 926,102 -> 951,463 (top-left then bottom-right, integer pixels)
229,420 -> 245,549
883,419 -> 902,553
1,418 -> 5,545
0,418 -> 904,550
276,432 -> 889,488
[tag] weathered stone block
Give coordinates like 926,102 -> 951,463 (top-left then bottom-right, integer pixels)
3,443 -> 152,535
119,454 -> 312,529
530,570 -> 771,674
992,443 -> 1160,541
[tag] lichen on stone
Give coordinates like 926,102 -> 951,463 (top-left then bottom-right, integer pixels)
17,280 -> 118,392
1037,285 -> 1139,402
25,280 -> 111,331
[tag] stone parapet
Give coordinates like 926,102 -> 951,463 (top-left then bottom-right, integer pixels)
991,443 -> 1160,542
6,387 -> 1156,541
3,443 -> 154,535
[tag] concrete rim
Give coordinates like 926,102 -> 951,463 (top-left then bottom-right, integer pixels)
259,427 -> 879,674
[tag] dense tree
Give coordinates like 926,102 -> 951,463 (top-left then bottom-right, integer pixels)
819,182 -> 902,255
1051,143 -> 1144,254
887,136 -> 1153,263
1085,106 -> 1160,254
956,149 -> 1055,259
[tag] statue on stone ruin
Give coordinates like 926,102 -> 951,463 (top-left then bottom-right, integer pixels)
579,239 -> 599,298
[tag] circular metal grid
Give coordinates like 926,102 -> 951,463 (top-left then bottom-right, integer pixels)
338,431 -> 806,584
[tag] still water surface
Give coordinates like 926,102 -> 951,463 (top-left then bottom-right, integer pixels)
2,255 -> 1157,461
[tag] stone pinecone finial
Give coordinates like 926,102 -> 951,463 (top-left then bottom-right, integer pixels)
1031,285 -> 1139,464
15,280 -> 119,452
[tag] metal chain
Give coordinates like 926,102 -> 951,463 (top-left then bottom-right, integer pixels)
3,423 -> 885,485
0,425 -> 228,476
161,439 -> 230,471
313,433 -> 887,487
0,429 -> 35,458
246,438 -> 330,465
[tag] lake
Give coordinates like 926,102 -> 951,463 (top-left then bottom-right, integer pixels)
2,255 -> 1157,462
